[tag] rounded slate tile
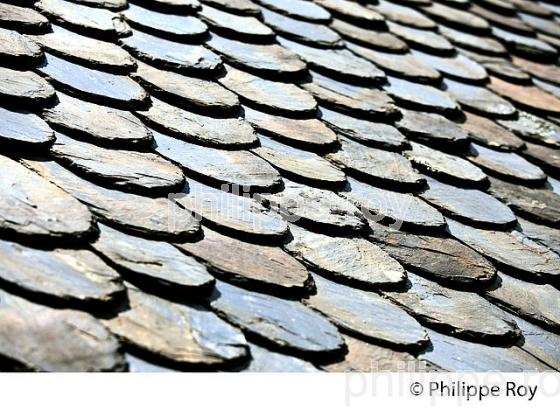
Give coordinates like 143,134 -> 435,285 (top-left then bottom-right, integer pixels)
209,280 -> 345,359
0,155 -> 94,242
488,76 -> 560,116
121,29 -> 222,75
341,177 -> 446,231
517,216 -> 560,255
0,66 -> 55,107
388,21 -> 454,55
252,134 -> 346,188
123,3 -> 208,40
328,137 -> 425,190
533,78 -> 560,100
460,111 -> 525,151
520,11 -> 560,38
202,0 -> 261,16
137,0 -> 201,11
0,106 -> 54,149
306,273 -> 428,350
219,65 -> 317,116
0,2 -> 50,33
329,18 -> 408,52
0,290 -> 125,372
132,60 -> 239,113
31,24 -> 135,73
199,4 -> 274,40
254,0 -> 331,23
404,142 -> 488,187
471,3 -> 533,34
42,92 -> 153,147
522,141 -> 560,177
492,26 -> 557,60
410,49 -> 488,83
383,271 -> 520,344
420,176 -> 517,229
177,227 -> 310,297
438,24 -> 507,56
50,132 -> 185,194
498,110 -> 560,148
512,55 -> 560,85
443,78 -> 516,117
0,27 -> 42,66
458,47 -> 532,83
153,130 -> 282,192
69,0 -> 127,10
372,0 -> 436,29
421,2 -> 490,33
243,343 -> 319,372
91,223 -> 215,295
314,0 -> 385,28
136,98 -> 257,148
285,224 -> 406,290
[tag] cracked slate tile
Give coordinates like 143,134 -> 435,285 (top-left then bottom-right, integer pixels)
254,0 -> 331,23
201,0 -> 261,16
460,111 -> 525,151
177,226 -> 310,297
517,216 -> 560,254
438,23 -> 507,56
498,110 -> 560,148
209,280 -> 345,359
0,289 -> 125,371
368,220 -> 496,288
0,66 -> 55,107
371,0 -> 436,29
0,27 -> 42,66
243,343 -> 319,372
383,271 -> 521,344
306,273 -> 428,350
0,106 -> 54,149
104,285 -> 249,369
492,26 -> 558,60
136,98 -> 257,148
25,158 -> 200,240
423,3 -> 491,33
443,78 -> 516,117
285,224 -> 406,290
387,21 -> 454,55
314,0 -> 385,27
199,4 -> 274,41
0,2 -> 50,33
329,18 -> 407,52
410,49 -> 488,83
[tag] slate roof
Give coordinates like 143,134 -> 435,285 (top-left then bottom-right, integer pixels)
0,0 -> 560,373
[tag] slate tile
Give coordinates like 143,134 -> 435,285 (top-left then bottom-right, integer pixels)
488,75 -> 560,115
303,71 -> 399,120
538,32 -> 560,51
512,0 -> 554,17
306,273 -> 428,350
512,55 -> 560,85
387,21 -> 455,55
457,47 -> 532,82
371,0 -> 436,29
284,224 -> 406,290
26,158 -> 200,240
410,49 -> 488,83
243,343 -> 319,372
444,78 -> 516,117
438,23 -> 507,56
0,289 -> 125,371
341,177 -> 446,231
421,176 -> 517,229
471,3 -> 532,34
533,78 -> 560,100
42,92 -> 153,147
519,12 -> 560,38
460,111 -> 525,151
136,98 -> 257,148
368,220 -> 497,288
0,27 -> 42,66
68,0 -> 127,10
329,18 -> 408,52
278,36 -> 386,85
0,2 -> 50,33
492,26 -> 558,60
383,271 -> 520,343
206,33 -> 306,78
218,64 -> 317,116
446,218 -> 560,282
209,280 -> 345,359
177,227 -> 310,297
199,4 -> 274,41
202,0 -> 261,16
104,286 -> 249,369
319,106 -> 407,150
328,137 -> 425,190
254,0 -> 331,23
0,106 -> 54,150
135,0 -> 201,12
126,353 -> 175,372
0,66 -> 55,107
498,110 -> 560,147
517,216 -> 560,254
123,3 -> 208,40
243,105 -> 338,150
132,60 -> 239,113
153,130 -> 281,192
31,25 -> 135,73
314,0 -> 385,28
120,30 -> 222,75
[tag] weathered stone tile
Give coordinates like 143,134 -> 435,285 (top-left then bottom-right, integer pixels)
492,26 -> 557,60
341,177 -> 446,231
199,4 -> 273,40
538,31 -> 560,50
50,131 -> 184,194
202,0 -> 261,16
368,221 -> 496,288
0,2 -> 50,33
136,98 -> 257,148
303,71 -> 399,119
420,329 -> 552,371
410,49 -> 488,83
285,224 -> 406,290
26,158 -> 200,240
372,0 -> 436,29
319,106 -> 406,149
439,23 -> 507,56
384,76 -> 460,115
243,105 -> 338,149
387,21 -> 454,55
460,111 -> 525,151
420,176 -> 517,229
517,216 -> 560,254
104,286 -> 249,369
261,7 -> 340,48
219,65 -> 317,116
209,280 -> 345,358
533,78 -> 560,100
328,137 -> 425,190
278,36 -> 386,84
121,30 -> 221,74
383,272 -> 520,343
69,0 -> 127,10
468,143 -> 546,184
0,106 -> 54,149
177,227 -> 310,296
458,47 -> 532,82
42,92 -> 153,147
404,142 -> 487,187
132,60 -> 238,113
126,354 -> 175,372
347,43 -> 441,84
498,110 -> 560,148
485,272 -> 560,332
137,0 -> 201,11
520,12 -> 560,38
546,176 -> 560,195
0,66 -> 55,107
512,55 -> 560,85
255,0 -> 331,23
123,3 -> 208,40
206,33 -> 306,78
471,3 -> 532,34
444,78 -> 516,117
314,0 -> 384,27
306,273 -> 428,350
422,2 -> 490,32
0,27 -> 42,66
174,179 -> 288,241
91,223 -> 214,294
243,343 -> 319,372
329,18 -> 407,52
513,0 -> 554,16
0,289 -> 125,371
447,218 -> 560,282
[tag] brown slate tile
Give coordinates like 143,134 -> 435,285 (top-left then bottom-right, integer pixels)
329,18 -> 408,52
371,0 -> 436,29
511,0 -> 553,17
314,0 -> 385,28
492,26 -> 558,60
471,3 -> 532,34
199,4 -> 274,41
0,27 -> 43,66
460,111 -> 526,151
0,66 -> 55,107
0,106 -> 55,150
254,0 -> 331,23
0,2 -> 50,33
444,78 -> 516,117
533,78 -> 560,100
423,2 -> 491,32
512,54 -> 560,85
498,110 -> 560,147
457,46 -> 532,82
488,75 -> 560,115
387,21 -> 455,55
